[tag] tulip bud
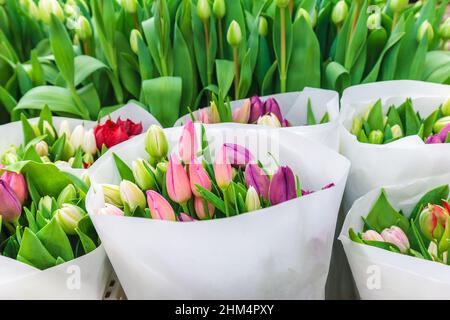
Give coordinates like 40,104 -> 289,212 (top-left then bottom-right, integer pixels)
120,180 -> 146,212
212,0 -> 225,19
147,190 -> 176,221
145,125 -> 168,159
43,121 -> 56,144
130,29 -> 142,54
197,0 -> 211,22
381,226 -> 410,253
258,16 -> 268,37
58,120 -> 71,140
64,2 -> 77,17
179,120 -> 198,164
41,156 -> 51,163
433,116 -> 450,133
223,143 -> 253,168
155,161 -> 167,187
269,166 -> 297,206
439,18 -> 450,40
38,195 -> 53,215
28,0 -> 40,20
249,96 -> 265,123
1,171 -> 28,205
214,145 -> 233,190
194,196 -> 215,220
227,20 -> 242,47
369,130 -> 384,144
441,98 -> 450,117
132,158 -> 157,191
264,98 -> 283,123
210,101 -> 221,123
295,8 -> 311,26
417,20 -> 434,43
275,0 -> 289,8
245,164 -> 270,200
331,0 -> 348,26
362,230 -> 384,242
178,212 -> 196,222
391,124 -> 403,139
232,99 -> 251,124
102,184 -> 123,207
0,180 -> 22,222
57,184 -> 77,207
55,204 -> 85,235
121,0 -> 137,14
245,186 -> 261,212
70,125 -> 85,149
61,140 -> 75,161
81,129 -> 96,155
31,124 -> 41,137
2,152 -> 18,165
197,108 -> 212,124
189,159 -> 212,197
75,16 -> 92,41
419,204 -> 449,241
367,13 -> 381,30
166,154 -> 192,204
38,0 -> 64,24
390,0 -> 409,13
257,114 -> 281,128
81,173 -> 90,187
35,141 -> 49,157
351,117 -> 362,136
98,203 -> 124,216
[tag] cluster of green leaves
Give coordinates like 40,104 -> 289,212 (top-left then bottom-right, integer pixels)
0,0 -> 448,127
0,163 -> 98,270
349,185 -> 450,265
352,98 -> 448,144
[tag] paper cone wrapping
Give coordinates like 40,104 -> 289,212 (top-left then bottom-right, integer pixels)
86,125 -> 350,299
340,173 -> 450,300
175,88 -> 340,151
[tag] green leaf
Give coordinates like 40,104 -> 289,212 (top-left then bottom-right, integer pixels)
367,99 -> 384,131
404,99 -> 420,136
74,55 -> 108,86
75,227 -> 97,255
113,153 -> 135,183
423,110 -> 439,139
324,61 -> 350,94
36,217 -> 74,262
215,59 -> 235,98
17,228 -> 56,270
49,15 -> 74,88
349,228 -> 364,244
387,106 -> 404,131
196,185 -> 228,214
306,98 -> 316,125
24,207 -> 38,234
20,113 -> 36,145
409,218 -> 433,260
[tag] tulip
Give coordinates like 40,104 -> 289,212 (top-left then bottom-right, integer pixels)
440,18 -> 450,40
227,20 -> 242,47
381,226 -> 410,253
35,141 -> 49,157
130,29 -> 142,54
81,173 -> 91,187
155,161 -> 167,187
437,124 -> 450,143
132,158 -> 157,191
145,125 -> 168,159
275,0 -> 289,8
196,0 -> 211,22
419,204 -> 449,241
212,0 -> 225,19
391,124 -> 403,140
1,171 -> 28,205
28,0 -> 40,19
244,163 -> 270,200
31,124 -> 41,137
179,120 -> 198,163
214,145 -> 233,190
116,118 -> 143,137
257,114 -> 281,128
82,129 -> 98,155
38,0 -> 64,24
249,96 -> 265,123
441,98 -> 450,117
75,16 -> 92,41
264,98 -> 283,123
425,134 -> 442,144
369,130 -> 384,144
0,180 -> 22,222
166,154 -> 192,204
43,121 -> 56,144
223,143 -> 253,168
390,0 -> 408,13
245,186 -> 261,212
194,196 -> 215,220
281,119 -> 291,127
362,230 -> 384,242
210,101 -> 221,123
121,0 -> 137,13
102,184 -> 123,207
120,180 -> 146,212
417,20 -> 434,43
83,153 -> 94,168
55,204 -> 85,235
198,108 -> 212,124
232,99 -> 251,124
58,120 -> 71,139
98,204 -> 124,216
351,117 -> 362,136
295,8 -> 311,26
331,0 -> 348,26
146,190 -> 176,221
38,195 -> 53,215
178,212 -> 197,222
258,16 -> 268,37
433,116 -> 450,133
269,166 -> 297,205
57,184 -> 77,207
367,13 -> 381,30
70,125 -> 85,149
189,159 -> 211,197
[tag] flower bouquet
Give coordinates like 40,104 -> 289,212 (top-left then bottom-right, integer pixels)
85,122 -> 350,299
175,88 -> 340,150
340,174 -> 450,299
0,161 -> 109,299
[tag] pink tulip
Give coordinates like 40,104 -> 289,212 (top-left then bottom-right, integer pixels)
189,158 -> 212,197
198,109 -> 212,124
381,226 -> 410,253
1,171 -> 28,205
178,212 -> 197,222
223,143 -> 253,168
166,154 -> 192,204
146,190 -> 176,221
249,96 -> 264,123
244,163 -> 270,200
362,230 -> 384,242
179,120 -> 197,163
232,99 -> 251,124
98,204 -> 124,216
194,196 -> 215,220
269,166 -> 297,205
214,145 -> 233,190
281,119 -> 292,127
0,180 -> 22,222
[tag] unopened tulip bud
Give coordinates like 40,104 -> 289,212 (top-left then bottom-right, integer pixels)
369,130 -> 384,144
381,226 -> 410,253
132,158 -> 157,191
145,125 -> 168,159
155,161 -> 167,187
38,195 -> 53,214
417,20 -> 434,43
83,153 -> 94,167
1,171 -> 28,205
367,13 -> 381,30
81,173 -> 90,187
120,180 -> 146,212
130,29 -> 142,54
102,184 -> 123,207
197,0 -> 211,22
245,163 -> 270,200
391,124 -> 403,139
121,0 -> 137,14
2,152 -> 18,165
55,204 -> 85,235
64,2 -> 77,17
351,117 -> 362,136
264,98 -> 283,122
441,98 -> 450,117
419,204 -> 449,241
38,0 -> 64,24
43,121 -> 56,144
232,99 -> 251,124
75,16 -> 92,41
295,8 -> 311,26
269,166 -> 297,205
212,0 -> 225,19
214,145 -> 233,190
31,124 -> 41,137
82,129 -> 97,155
189,158 -> 212,197
362,230 -> 384,242
210,101 -> 221,123
440,18 -> 450,40
227,20 -> 242,47
147,190 -> 176,221
178,212 -> 196,222
58,120 -> 71,139
28,0 -> 40,19
194,196 -> 215,220
166,154 -> 192,204
257,114 -> 281,128
61,140 -> 75,161
245,186 -> 261,212
223,143 -> 253,168
57,184 -> 77,207
98,203 -> 124,216
258,16 -> 268,37
433,116 -> 450,133
390,0 -> 408,13
0,180 -> 22,222
331,0 -> 348,26
179,120 -> 198,163
275,0 -> 289,8
35,141 -> 49,157
70,125 -> 85,149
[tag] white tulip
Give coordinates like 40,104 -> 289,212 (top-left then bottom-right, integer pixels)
70,125 -> 85,149
257,113 -> 281,128
82,129 -> 97,155
58,120 -> 71,140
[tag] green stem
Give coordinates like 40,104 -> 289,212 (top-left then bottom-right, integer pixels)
133,12 -> 141,32
218,18 -> 224,59
82,40 -> 90,56
4,221 -> 15,234
280,6 -> 287,93
232,46 -> 239,100
181,203 -> 190,216
222,188 -> 230,218
203,21 -> 212,85
392,12 -> 399,32
351,1 -> 361,33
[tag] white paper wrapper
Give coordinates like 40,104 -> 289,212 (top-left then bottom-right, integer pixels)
339,173 -> 450,300
175,88 -> 340,151
85,125 -> 350,299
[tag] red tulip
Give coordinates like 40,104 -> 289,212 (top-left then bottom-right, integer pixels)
1,171 -> 28,205
94,118 -> 143,149
116,117 -> 143,136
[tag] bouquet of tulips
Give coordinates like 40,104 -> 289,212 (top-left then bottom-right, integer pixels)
0,162 -> 109,299
340,174 -> 450,299
85,122 -> 350,299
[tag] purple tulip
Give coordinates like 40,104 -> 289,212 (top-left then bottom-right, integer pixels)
281,119 -> 292,127
244,164 -> 270,200
223,143 -> 253,168
0,180 -> 22,222
178,212 -> 197,222
249,96 -> 265,123
425,134 -> 443,144
438,123 -> 450,142
269,166 -> 297,205
264,98 -> 283,123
